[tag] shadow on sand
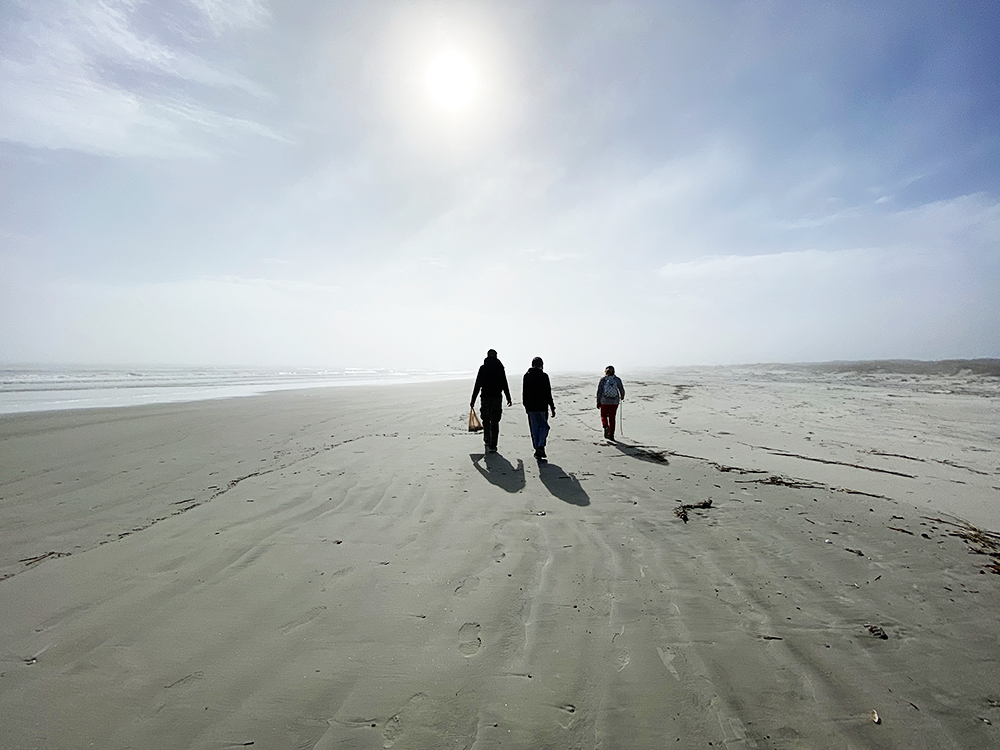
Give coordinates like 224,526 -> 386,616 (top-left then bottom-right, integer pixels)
471,452 -> 526,493
610,441 -> 671,465
538,460 -> 590,506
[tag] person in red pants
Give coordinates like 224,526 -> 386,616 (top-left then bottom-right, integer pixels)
596,365 -> 625,441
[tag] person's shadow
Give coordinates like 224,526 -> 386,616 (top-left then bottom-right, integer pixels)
538,461 -> 590,506
471,452 -> 525,493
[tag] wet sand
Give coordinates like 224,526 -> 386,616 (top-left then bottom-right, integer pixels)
1,368 -> 999,749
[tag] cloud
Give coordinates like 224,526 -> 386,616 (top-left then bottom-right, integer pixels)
0,2 -> 996,370
187,0 -> 270,35
0,0 -> 279,158
656,248 -> 870,284
641,193 -> 1000,364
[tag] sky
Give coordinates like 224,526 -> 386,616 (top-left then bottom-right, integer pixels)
1,0 -> 998,372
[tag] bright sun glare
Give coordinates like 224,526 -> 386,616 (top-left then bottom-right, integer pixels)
426,51 -> 477,111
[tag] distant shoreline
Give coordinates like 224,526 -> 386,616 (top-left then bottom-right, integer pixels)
0,368 -> 470,416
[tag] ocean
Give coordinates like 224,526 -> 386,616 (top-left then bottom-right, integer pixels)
0,367 -> 469,415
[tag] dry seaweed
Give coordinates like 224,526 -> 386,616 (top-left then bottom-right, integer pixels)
926,517 -> 1000,574
675,499 -> 713,523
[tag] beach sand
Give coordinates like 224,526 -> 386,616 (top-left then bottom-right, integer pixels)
1,368 -> 999,749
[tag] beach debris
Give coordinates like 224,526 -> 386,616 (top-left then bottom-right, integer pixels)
746,475 -> 825,490
825,539 -> 833,544
708,462 -> 767,475
926,517 -> 1000,574
19,551 -> 71,567
736,474 -> 891,500
756,447 -> 916,477
870,450 -> 925,463
987,698 -> 1000,708
888,526 -> 915,535
675,499 -> 713,523
164,672 -> 205,689
870,709 -> 881,724
845,548 -> 865,556
865,624 -> 889,639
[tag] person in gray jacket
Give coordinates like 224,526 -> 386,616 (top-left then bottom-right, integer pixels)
596,365 -> 625,440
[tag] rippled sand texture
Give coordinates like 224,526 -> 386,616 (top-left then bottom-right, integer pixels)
1,368 -> 998,749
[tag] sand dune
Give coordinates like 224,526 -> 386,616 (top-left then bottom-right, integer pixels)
1,370 -> 999,749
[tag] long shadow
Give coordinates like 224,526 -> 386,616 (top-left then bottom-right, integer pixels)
611,441 -> 671,465
470,452 -> 525,493
538,461 -> 590,506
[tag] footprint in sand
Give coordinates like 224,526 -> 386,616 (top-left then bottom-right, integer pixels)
656,647 -> 680,680
383,695 -> 427,748
382,713 -> 403,748
279,605 -> 327,634
616,650 -> 630,672
492,543 -> 506,563
458,622 -> 482,656
454,576 -> 480,597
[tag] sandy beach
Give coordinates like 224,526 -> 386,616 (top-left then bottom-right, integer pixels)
1,366 -> 999,749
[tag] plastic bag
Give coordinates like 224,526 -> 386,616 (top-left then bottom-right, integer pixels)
468,407 -> 483,432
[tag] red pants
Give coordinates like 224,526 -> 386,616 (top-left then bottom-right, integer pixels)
600,404 -> 618,435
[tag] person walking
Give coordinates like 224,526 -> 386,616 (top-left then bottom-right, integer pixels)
522,357 -> 556,461
597,365 -> 625,441
471,349 -> 512,453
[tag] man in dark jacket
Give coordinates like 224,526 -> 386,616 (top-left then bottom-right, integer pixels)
471,349 -> 512,453
522,357 -> 556,460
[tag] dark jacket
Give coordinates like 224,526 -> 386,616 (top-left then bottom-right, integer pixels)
522,367 -> 554,412
471,356 -> 511,404
597,375 -> 625,405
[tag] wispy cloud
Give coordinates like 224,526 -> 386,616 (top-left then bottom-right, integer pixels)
0,0 -> 279,157
187,0 -> 270,35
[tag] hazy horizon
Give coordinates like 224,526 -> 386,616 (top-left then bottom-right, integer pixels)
2,1 -> 998,372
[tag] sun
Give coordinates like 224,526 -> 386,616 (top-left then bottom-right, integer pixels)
426,50 -> 477,111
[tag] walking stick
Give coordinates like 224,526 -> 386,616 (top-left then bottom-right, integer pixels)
619,397 -> 624,436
